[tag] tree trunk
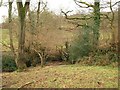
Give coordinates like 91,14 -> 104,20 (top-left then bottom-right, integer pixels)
28,10 -> 34,46
16,0 -> 30,70
109,0 -> 116,47
37,0 -> 41,26
118,2 -> 120,59
93,0 -> 100,50
8,1 -> 16,56
8,0 -> 18,66
17,17 -> 26,69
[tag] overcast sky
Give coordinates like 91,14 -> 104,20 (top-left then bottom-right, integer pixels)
0,0 -> 119,23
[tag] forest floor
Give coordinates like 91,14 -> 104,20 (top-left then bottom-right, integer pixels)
2,62 -> 118,88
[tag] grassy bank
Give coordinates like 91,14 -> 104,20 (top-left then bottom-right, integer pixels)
2,65 -> 118,88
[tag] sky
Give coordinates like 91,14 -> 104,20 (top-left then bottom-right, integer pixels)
0,0 -> 119,23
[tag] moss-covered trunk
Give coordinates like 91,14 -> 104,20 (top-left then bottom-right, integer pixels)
93,0 -> 100,50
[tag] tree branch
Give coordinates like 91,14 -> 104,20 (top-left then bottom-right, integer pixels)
100,13 -> 111,21
8,0 -> 17,57
61,10 -> 92,20
32,48 -> 44,67
74,0 -> 94,8
100,1 -> 120,9
24,0 -> 30,14
37,0 -> 41,25
0,41 -> 11,49
112,1 -> 120,7
110,0 -> 114,25
67,21 -> 85,27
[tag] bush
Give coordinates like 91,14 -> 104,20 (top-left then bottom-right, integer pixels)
97,46 -> 118,62
69,25 -> 92,63
108,52 -> 117,62
2,54 -> 17,72
77,53 -> 118,66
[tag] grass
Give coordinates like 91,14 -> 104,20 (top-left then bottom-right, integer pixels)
2,64 -> 118,88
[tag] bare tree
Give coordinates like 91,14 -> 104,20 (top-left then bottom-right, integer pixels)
108,0 -> 115,46
36,0 -> 47,26
99,1 -> 118,47
28,1 -> 47,67
8,0 -> 17,63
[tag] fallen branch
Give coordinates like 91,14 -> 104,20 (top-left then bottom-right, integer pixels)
19,81 -> 35,88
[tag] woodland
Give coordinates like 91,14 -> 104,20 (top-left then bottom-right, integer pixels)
0,0 -> 120,89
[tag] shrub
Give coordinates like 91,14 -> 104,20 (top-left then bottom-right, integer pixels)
69,25 -> 92,63
97,46 -> 118,62
108,52 -> 117,62
77,53 -> 118,66
2,54 -> 17,72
